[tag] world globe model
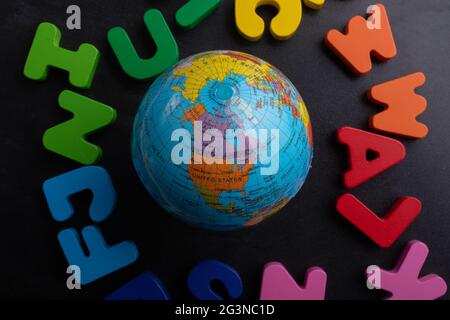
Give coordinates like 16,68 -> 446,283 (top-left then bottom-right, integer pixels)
132,51 -> 313,230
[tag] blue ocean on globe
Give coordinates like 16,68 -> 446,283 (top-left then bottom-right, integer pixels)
132,51 -> 313,230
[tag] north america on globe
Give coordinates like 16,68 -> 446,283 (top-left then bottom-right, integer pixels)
132,50 -> 313,230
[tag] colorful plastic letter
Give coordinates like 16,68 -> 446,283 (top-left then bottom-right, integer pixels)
325,3 -> 397,75
176,0 -> 221,29
368,72 -> 429,139
58,226 -> 139,285
24,22 -> 99,88
336,194 -> 421,248
43,166 -> 116,222
303,0 -> 325,10
188,260 -> 243,300
235,0 -> 302,41
367,240 -> 447,299
337,127 -> 406,189
43,90 -> 117,165
108,9 -> 179,80
260,262 -> 327,300
106,272 -> 169,300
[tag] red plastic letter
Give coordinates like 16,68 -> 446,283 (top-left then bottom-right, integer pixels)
337,127 -> 406,189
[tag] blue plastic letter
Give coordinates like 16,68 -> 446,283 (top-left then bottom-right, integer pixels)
106,272 -> 170,300
188,260 -> 243,300
43,166 -> 116,222
58,226 -> 139,285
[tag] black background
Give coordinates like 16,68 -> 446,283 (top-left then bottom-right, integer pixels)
1,0 -> 450,300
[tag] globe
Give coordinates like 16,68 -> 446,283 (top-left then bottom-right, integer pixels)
132,51 -> 313,230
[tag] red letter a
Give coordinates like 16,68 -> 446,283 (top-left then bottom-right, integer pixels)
337,127 -> 406,188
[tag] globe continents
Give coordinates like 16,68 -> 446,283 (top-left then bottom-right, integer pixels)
132,51 -> 313,230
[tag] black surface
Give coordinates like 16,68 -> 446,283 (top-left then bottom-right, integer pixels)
1,0 -> 450,300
